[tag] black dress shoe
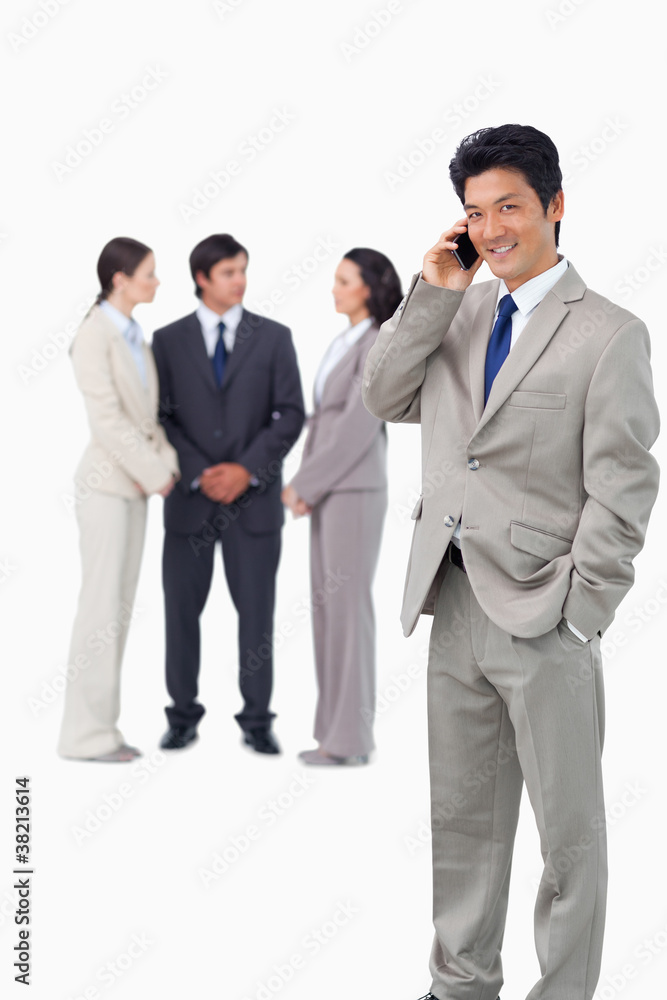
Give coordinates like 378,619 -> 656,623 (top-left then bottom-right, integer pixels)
160,725 -> 198,750
416,996 -> 499,1000
243,726 -> 281,755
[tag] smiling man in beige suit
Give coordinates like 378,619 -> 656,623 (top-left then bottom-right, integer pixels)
362,125 -> 660,1000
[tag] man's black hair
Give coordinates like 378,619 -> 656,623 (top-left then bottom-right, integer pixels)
189,234 -> 248,297
449,124 -> 563,247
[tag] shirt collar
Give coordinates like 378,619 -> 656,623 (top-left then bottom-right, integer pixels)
342,316 -> 373,347
196,300 -> 243,333
496,256 -> 569,317
100,299 -> 134,336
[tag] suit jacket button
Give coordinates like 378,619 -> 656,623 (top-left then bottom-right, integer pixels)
444,515 -> 455,527
467,458 -> 480,470
214,429 -> 223,438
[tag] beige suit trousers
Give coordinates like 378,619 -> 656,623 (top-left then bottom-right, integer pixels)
309,489 -> 387,757
58,492 -> 147,758
428,559 -> 606,1000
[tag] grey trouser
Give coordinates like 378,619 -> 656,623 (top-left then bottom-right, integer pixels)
428,559 -> 606,1000
310,489 -> 387,757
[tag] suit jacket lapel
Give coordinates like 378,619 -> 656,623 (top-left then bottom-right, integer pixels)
316,323 -> 378,409
96,309 -> 152,418
184,312 -> 218,392
222,309 -> 259,389
143,343 -> 159,414
471,264 -> 587,438
467,282 -> 499,425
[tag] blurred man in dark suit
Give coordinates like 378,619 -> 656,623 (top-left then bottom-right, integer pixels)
152,234 -> 304,754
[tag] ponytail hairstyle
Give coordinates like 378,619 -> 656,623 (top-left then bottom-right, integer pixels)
342,248 -> 403,326
96,237 -> 153,304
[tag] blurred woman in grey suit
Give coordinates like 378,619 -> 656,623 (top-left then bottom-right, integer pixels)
282,248 -> 402,765
58,238 -> 179,762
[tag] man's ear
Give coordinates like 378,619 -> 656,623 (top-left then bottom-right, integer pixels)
549,189 -> 565,223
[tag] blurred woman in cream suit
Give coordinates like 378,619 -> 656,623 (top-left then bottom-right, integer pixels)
282,248 -> 402,765
58,238 -> 179,761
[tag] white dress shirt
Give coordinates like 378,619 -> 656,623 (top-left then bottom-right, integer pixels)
314,317 -> 373,406
496,255 -> 569,348
196,301 -> 243,356
191,301 -> 248,491
99,299 -> 147,387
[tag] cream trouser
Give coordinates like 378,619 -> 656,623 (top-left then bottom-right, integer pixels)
58,492 -> 147,758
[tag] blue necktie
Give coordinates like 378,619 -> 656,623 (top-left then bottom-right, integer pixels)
212,321 -> 227,387
484,294 -> 517,404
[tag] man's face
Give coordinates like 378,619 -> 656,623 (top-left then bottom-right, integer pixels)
463,168 -> 564,292
196,252 -> 248,313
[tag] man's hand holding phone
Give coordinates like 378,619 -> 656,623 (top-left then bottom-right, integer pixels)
422,218 -> 483,290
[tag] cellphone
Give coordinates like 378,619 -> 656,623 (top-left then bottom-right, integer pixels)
451,228 -> 479,270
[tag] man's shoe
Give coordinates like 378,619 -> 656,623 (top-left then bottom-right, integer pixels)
160,725 -> 198,750
243,726 -> 281,755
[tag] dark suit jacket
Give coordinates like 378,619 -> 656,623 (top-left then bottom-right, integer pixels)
152,308 -> 305,536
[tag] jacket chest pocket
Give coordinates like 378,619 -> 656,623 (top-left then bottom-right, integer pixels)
508,391 -> 566,409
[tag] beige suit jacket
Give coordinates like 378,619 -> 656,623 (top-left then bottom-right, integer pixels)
362,264 -> 660,640
290,323 -> 387,506
70,305 -> 179,497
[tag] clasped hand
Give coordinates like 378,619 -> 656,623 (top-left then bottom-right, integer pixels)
132,473 -> 179,498
200,463 -> 251,504
281,484 -> 312,518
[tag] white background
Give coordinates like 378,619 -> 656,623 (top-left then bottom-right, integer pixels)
2,1 -> 666,998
